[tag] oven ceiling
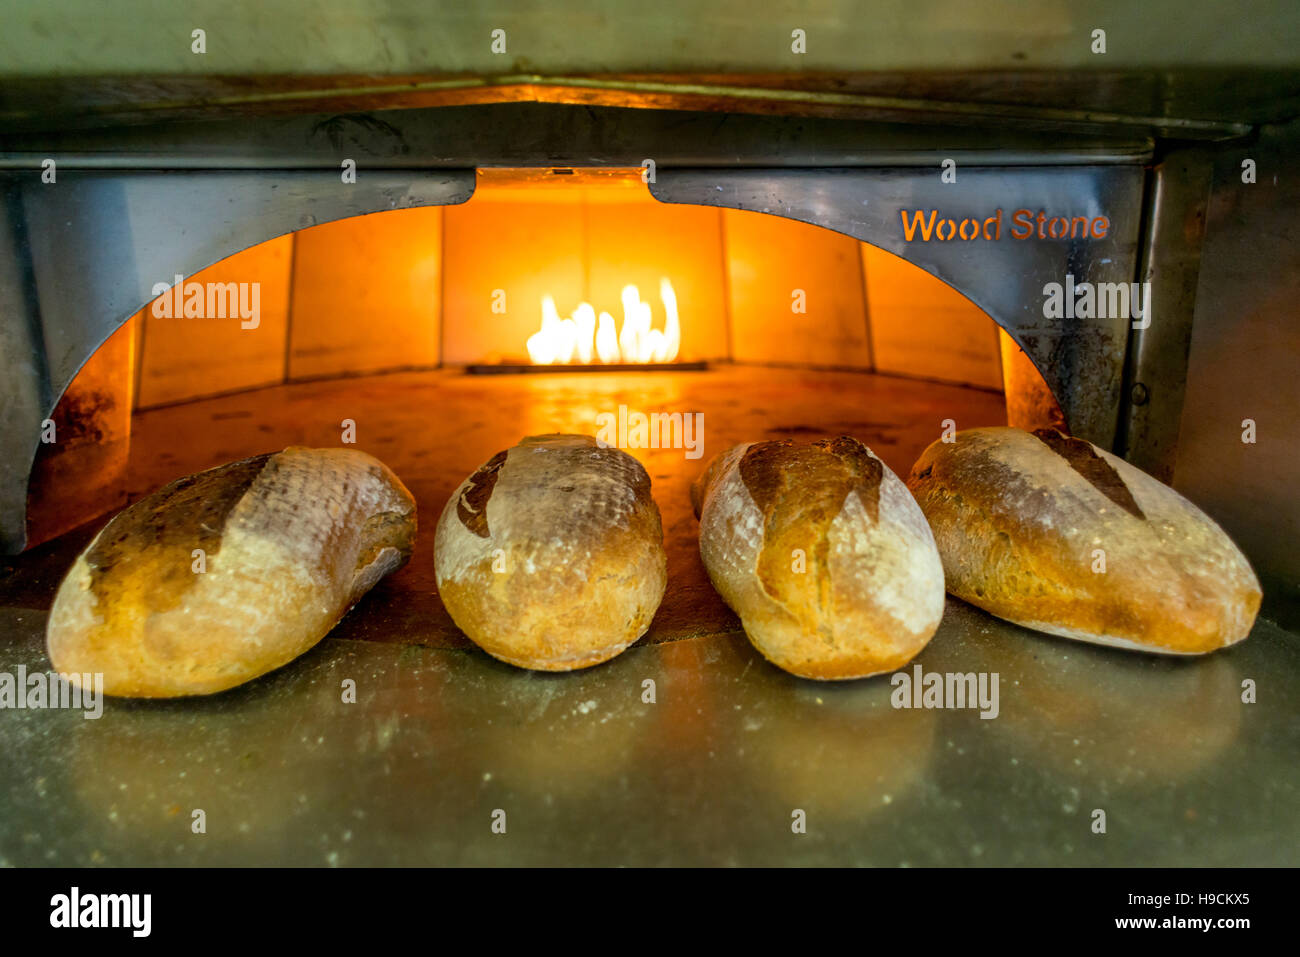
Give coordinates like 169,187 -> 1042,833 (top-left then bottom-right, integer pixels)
0,0 -> 1298,135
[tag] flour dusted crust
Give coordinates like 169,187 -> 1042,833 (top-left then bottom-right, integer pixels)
906,426 -> 1261,654
46,447 -> 417,697
691,436 -> 945,680
434,434 -> 667,671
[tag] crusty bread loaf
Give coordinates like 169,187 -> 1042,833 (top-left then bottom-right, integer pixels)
906,426 -> 1261,654
434,434 -> 667,671
691,436 -> 945,680
46,447 -> 416,697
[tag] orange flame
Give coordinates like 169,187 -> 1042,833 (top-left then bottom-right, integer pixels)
527,279 -> 681,365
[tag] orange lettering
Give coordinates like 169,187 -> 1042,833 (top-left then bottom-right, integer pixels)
900,210 -> 937,241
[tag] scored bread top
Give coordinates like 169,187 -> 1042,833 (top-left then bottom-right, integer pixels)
693,436 -> 944,677
433,433 -> 667,670
81,447 -> 415,615
82,453 -> 274,628
906,426 -> 1261,651
697,436 -> 889,618
436,433 -> 657,581
47,446 -> 417,696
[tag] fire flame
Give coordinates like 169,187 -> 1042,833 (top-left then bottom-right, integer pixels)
527,279 -> 681,365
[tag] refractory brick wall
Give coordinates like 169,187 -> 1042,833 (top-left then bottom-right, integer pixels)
121,182 -> 1006,410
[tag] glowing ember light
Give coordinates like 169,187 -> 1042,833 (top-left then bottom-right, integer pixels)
527,279 -> 681,365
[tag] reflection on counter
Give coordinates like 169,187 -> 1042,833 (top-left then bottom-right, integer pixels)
971,630 -> 1242,785
0,602 -> 1296,866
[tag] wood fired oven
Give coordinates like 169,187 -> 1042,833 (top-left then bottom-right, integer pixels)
0,1 -> 1297,868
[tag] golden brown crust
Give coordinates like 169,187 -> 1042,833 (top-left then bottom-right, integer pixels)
740,437 -> 885,621
906,426 -> 1261,654
434,434 -> 667,671
82,453 -> 272,633
46,448 -> 416,697
694,436 -> 944,680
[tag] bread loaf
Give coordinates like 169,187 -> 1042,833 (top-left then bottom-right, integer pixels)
906,426 -> 1261,654
46,447 -> 416,697
434,434 -> 666,671
691,436 -> 945,680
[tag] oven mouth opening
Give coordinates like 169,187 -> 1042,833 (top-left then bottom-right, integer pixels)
20,166 -> 1065,656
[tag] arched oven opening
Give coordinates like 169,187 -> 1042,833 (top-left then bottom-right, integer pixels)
22,167 -> 1064,652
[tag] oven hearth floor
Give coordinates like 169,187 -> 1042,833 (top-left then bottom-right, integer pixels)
3,366 -> 1297,865
10,364 -> 1011,651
